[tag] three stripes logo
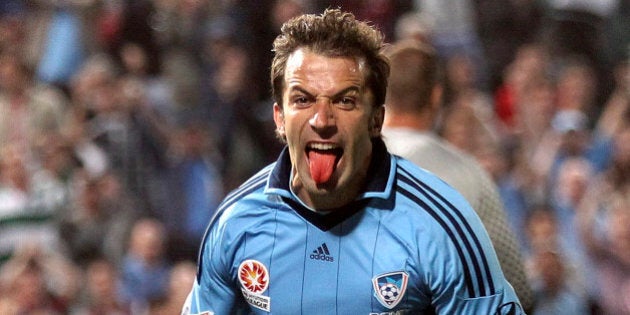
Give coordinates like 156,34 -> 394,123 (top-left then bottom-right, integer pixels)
310,243 -> 334,262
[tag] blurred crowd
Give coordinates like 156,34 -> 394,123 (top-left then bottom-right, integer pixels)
0,0 -> 627,314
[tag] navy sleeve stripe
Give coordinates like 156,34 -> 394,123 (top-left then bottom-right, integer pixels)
397,186 -> 475,297
398,167 -> 495,296
398,168 -> 496,296
397,168 -> 495,297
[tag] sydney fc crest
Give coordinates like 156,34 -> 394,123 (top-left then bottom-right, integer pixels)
372,271 -> 409,309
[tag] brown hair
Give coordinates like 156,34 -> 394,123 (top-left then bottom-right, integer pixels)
271,9 -> 389,109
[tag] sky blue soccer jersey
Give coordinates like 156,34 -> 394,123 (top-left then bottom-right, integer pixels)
183,139 -> 524,315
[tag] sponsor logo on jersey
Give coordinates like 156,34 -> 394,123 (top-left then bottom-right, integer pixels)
372,271 -> 409,309
238,259 -> 271,312
310,243 -> 334,262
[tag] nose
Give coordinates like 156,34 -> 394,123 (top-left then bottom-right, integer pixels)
309,98 -> 335,129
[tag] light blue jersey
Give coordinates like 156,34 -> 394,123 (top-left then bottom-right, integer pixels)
183,139 -> 523,314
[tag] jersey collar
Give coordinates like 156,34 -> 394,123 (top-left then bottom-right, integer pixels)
264,137 -> 396,202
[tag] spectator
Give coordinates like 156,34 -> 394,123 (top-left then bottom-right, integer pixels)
155,120 -> 224,262
493,43 -> 551,139
441,51 -> 500,150
198,39 -> 273,191
63,53 -> 114,178
553,56 -> 599,117
578,192 -> 630,315
59,171 -> 138,266
0,143 -> 68,266
69,258 -> 131,315
149,260 -> 197,315
412,0 -> 488,89
118,218 -> 171,313
529,249 -> 590,315
0,244 -> 80,314
577,117 -> 630,313
117,41 -> 178,123
525,205 -> 562,257
551,157 -> 599,300
148,0 -> 211,52
393,11 -> 432,43
73,51 -> 171,214
552,157 -> 595,250
531,107 -> 612,197
30,131 -> 84,215
543,0 -> 619,108
510,75 -> 556,159
439,101 -> 495,158
476,138 -> 540,251
475,0 -> 546,92
0,3 -> 26,55
595,60 -> 629,138
0,51 -> 68,153
34,1 -> 90,91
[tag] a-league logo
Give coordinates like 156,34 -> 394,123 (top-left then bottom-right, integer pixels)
238,259 -> 271,312
238,259 -> 269,294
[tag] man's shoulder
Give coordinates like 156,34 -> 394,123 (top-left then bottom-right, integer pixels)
393,156 -> 488,228
207,165 -> 278,223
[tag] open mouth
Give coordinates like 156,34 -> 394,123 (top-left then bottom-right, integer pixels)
306,143 -> 343,184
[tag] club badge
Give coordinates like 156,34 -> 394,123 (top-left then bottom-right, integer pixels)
372,271 -> 409,309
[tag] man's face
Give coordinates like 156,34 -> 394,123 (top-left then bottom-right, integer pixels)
273,48 -> 384,210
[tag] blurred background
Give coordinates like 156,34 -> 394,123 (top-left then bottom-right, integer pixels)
0,0 -> 628,314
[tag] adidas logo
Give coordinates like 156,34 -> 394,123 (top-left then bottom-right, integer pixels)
310,243 -> 334,262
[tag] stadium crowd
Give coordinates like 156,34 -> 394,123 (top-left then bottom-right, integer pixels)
0,0 -> 627,314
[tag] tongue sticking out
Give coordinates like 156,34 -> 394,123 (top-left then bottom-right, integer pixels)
308,150 -> 337,184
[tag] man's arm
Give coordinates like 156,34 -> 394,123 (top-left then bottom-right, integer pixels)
425,199 -> 525,315
182,221 -> 243,314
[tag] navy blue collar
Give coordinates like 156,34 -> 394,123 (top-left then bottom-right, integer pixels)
265,137 -> 396,202
265,138 -> 395,230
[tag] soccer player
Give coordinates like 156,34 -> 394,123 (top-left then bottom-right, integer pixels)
183,9 -> 524,314
381,40 -> 534,311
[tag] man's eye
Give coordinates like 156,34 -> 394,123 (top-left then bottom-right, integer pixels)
293,97 -> 310,107
335,97 -> 356,109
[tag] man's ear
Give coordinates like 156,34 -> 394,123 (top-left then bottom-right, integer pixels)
273,103 -> 285,137
370,105 -> 385,137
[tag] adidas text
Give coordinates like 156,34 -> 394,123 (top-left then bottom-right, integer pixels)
310,253 -> 334,262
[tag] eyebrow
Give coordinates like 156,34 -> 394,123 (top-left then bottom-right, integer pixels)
289,86 -> 361,99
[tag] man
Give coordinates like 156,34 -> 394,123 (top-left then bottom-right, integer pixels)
183,9 -> 523,314
381,40 -> 534,311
